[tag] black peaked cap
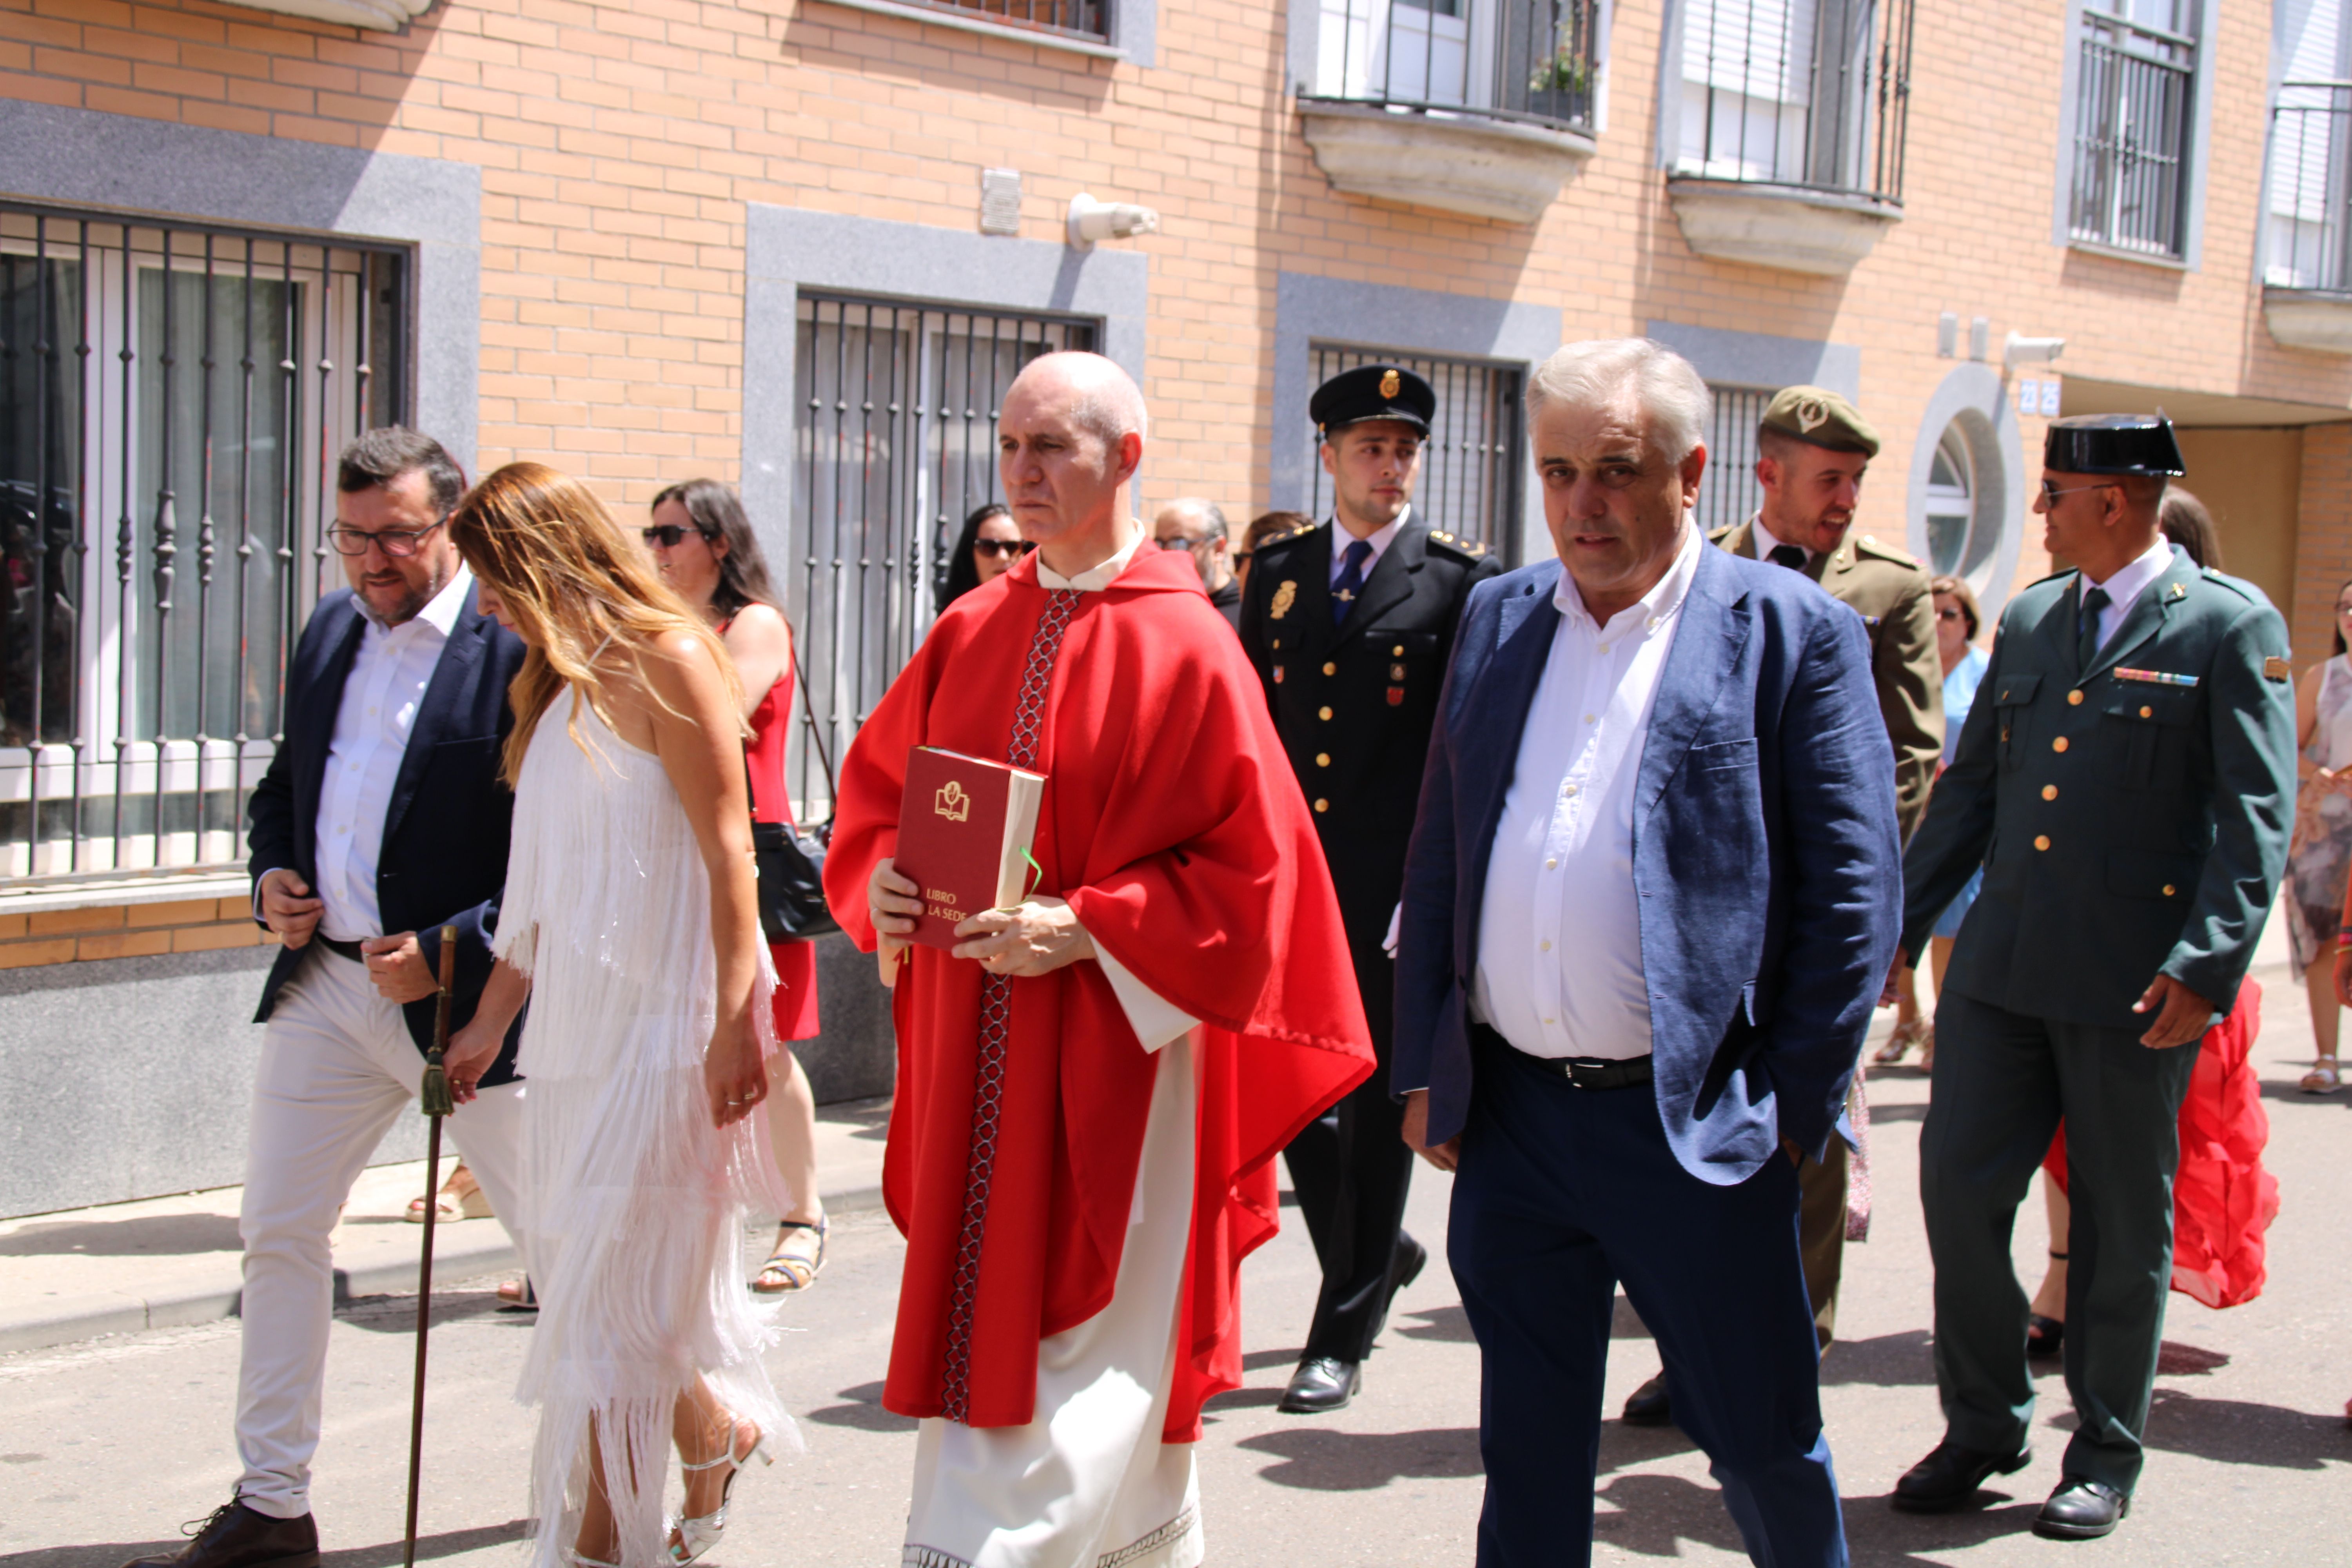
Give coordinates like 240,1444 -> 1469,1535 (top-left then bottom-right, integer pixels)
1312,363 -> 1435,437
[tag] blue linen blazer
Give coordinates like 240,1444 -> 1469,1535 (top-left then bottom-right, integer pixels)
1393,541 -> 1902,1185
246,584 -> 531,1085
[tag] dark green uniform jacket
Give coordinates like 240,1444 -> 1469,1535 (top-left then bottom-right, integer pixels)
1901,545 -> 2296,1029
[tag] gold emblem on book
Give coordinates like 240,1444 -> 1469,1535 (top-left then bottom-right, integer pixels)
1270,580 -> 1297,620
1379,368 -> 1401,399
934,780 -> 971,822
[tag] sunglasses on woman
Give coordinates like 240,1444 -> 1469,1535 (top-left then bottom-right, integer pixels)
641,523 -> 710,548
973,538 -> 1033,559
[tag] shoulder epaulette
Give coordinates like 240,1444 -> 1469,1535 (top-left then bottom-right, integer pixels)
1852,532 -> 1922,570
2198,567 -> 2271,608
1706,522 -> 1736,545
1425,528 -> 1490,561
1256,521 -> 1321,553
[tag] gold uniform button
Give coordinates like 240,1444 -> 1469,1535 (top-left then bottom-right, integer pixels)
1392,644 -> 1405,656
2163,884 -> 2177,897
2068,690 -> 2084,706
2034,835 -> 2051,851
1315,753 -> 1330,767
1318,706 -> 1333,720
2042,785 -> 2058,800
1314,798 -> 1328,813
2053,737 -> 2069,753
1323,662 -> 1337,676
2140,706 -> 2153,718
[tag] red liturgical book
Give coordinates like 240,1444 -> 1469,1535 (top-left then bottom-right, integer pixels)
894,746 -> 1047,950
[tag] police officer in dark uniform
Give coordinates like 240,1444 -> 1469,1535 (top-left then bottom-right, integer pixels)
1891,415 -> 2295,1540
1240,364 -> 1503,1413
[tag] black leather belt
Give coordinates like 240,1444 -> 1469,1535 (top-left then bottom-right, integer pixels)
316,935 -> 367,963
1474,1022 -> 1653,1091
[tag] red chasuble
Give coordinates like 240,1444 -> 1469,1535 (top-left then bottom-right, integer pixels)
824,546 -> 1374,1441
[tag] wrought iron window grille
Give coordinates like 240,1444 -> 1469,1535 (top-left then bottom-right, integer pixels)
2068,2 -> 2198,259
1303,0 -> 1604,134
2266,80 -> 2352,292
1696,382 -> 1773,540
789,292 -> 1096,822
0,200 -> 406,891
893,0 -> 1105,42
1305,342 -> 1525,564
1673,0 -> 1914,203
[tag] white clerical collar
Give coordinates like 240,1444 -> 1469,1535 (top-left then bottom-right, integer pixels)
364,562 -> 472,639
1553,519 -> 1702,633
2082,534 -> 2175,598
1751,513 -> 1810,565
1034,522 -> 1147,593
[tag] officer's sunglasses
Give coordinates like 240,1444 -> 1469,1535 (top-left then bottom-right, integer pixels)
972,538 -> 1033,560
2038,479 -> 2120,508
641,523 -> 713,548
327,515 -> 450,558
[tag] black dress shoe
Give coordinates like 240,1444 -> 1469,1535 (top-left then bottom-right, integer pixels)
1278,1356 -> 1362,1414
1889,1441 -> 2033,1513
1620,1372 -> 1673,1427
2026,1314 -> 2064,1358
123,1501 -> 320,1568
2033,1476 -> 2129,1540
1368,1235 -> 1430,1345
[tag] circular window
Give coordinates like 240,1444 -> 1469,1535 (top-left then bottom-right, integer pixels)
1924,427 -> 1974,575
1908,367 -> 2024,622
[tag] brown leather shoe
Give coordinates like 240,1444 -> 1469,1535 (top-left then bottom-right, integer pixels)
122,1500 -> 320,1568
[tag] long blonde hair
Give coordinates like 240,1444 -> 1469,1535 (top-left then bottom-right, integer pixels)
449,461 -> 741,786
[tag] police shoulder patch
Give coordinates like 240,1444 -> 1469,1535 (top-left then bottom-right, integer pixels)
2265,655 -> 2293,682
1426,529 -> 1488,561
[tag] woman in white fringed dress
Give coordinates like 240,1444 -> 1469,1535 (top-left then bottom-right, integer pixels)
439,461 -> 793,1568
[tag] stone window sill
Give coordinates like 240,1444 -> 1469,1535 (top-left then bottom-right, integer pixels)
2264,287 -> 2352,355
807,0 -> 1124,59
1297,98 -> 1596,226
2066,238 -> 2188,272
221,0 -> 434,32
2,872 -> 252,919
1666,177 -> 1902,277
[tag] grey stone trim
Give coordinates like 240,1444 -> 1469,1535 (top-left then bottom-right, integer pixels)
1642,319 -> 1862,400
1904,362 -> 2025,625
2050,0 -> 2216,270
0,100 -> 482,469
739,205 -> 1148,571
1272,271 -> 1562,562
1110,0 -> 1156,68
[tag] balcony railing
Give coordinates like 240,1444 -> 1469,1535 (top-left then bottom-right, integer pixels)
1305,0 -> 1602,134
2268,82 -> 2352,291
1674,0 -> 1914,203
2069,8 -> 2196,258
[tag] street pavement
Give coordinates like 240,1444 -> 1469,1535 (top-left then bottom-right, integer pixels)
2,964 -> 2347,1567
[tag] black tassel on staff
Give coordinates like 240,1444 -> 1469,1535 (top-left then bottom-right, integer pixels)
402,924 -> 461,1568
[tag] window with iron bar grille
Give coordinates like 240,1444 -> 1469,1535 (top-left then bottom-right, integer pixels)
0,201 -> 406,892
789,292 -> 1096,822
1307,0 -> 1603,133
2069,0 -> 2198,258
1697,382 -> 1775,541
1674,0 -> 1915,202
913,0 -> 1104,40
1306,343 -> 1525,566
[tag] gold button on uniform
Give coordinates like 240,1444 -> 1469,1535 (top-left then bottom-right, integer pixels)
2034,835 -> 2051,851
1323,662 -> 1337,676
2053,737 -> 2069,753
1314,799 -> 1328,813
1392,644 -> 1405,656
1318,706 -> 1332,720
1315,753 -> 1330,767
2140,706 -> 2152,718
2163,884 -> 2177,897
2068,690 -> 2084,706
2042,785 -> 2058,800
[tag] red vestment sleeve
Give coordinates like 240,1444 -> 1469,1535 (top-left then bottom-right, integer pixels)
822,552 -> 1374,1437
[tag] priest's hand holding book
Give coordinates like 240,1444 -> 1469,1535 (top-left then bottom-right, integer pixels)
867,857 -> 1097,983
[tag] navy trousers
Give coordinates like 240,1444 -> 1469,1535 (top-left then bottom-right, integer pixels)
1450,1038 -> 1847,1568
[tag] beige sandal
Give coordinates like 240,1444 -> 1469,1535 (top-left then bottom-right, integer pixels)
1873,1018 -> 1928,1065
407,1163 -> 493,1223
751,1218 -> 828,1294
2301,1056 -> 2342,1094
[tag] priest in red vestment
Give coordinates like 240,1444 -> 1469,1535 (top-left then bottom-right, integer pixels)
824,351 -> 1374,1568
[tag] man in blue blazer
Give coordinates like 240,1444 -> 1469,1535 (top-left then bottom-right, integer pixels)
128,429 -> 532,1568
1396,340 -> 1900,1567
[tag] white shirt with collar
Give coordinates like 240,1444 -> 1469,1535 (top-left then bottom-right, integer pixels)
1027,520 -> 1196,1053
1471,523 -> 1705,1062
1328,513 -> 1406,587
2081,534 -> 2177,653
1751,514 -> 1812,566
310,566 -> 474,942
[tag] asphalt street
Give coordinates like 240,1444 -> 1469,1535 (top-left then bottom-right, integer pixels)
2,970 -> 2347,1567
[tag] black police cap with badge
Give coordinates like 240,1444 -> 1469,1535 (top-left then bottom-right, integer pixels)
1311,364 -> 1436,439
2043,413 -> 2186,476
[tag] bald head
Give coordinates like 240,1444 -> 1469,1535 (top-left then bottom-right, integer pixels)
999,352 -> 1149,579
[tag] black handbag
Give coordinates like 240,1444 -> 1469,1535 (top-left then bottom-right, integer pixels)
749,640 -> 840,942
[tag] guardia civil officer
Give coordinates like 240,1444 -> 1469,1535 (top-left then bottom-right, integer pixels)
1239,363 -> 1503,1414
1891,415 -> 2294,1540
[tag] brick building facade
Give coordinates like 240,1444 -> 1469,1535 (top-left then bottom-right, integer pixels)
3,0 -> 2347,1214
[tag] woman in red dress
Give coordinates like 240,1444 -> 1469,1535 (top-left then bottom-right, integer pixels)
648,479 -> 829,1292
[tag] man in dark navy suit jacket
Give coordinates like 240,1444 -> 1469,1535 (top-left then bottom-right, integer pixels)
127,429 -> 531,1568
1395,340 -> 1900,1567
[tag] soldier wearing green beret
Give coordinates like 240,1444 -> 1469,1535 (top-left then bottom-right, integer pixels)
1889,415 -> 2295,1541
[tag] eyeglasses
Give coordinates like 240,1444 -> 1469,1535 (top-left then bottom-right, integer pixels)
2038,479 -> 2119,507
1155,534 -> 1218,552
641,524 -> 710,548
327,515 -> 448,558
973,538 -> 1032,560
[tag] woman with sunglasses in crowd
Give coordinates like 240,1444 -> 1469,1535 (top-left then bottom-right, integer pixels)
646,479 -> 832,1295
936,501 -> 1029,610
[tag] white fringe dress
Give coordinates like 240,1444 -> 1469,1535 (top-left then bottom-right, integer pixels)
495,689 -> 795,1568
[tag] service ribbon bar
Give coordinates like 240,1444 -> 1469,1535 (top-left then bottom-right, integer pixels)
2114,668 -> 2200,688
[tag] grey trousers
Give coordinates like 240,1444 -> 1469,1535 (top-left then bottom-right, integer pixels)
1919,988 -> 2198,1494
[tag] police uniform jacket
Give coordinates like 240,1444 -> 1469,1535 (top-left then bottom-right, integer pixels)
1238,512 -> 1501,936
1714,516 -> 1943,837
1900,546 -> 2296,1029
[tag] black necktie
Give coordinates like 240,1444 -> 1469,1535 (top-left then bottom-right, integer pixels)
1768,544 -> 1808,572
2078,585 -> 2110,671
1332,539 -> 1373,624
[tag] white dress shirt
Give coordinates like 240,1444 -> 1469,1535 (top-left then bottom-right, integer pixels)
1751,514 -> 1811,565
1328,514 -> 1405,585
1472,525 -> 1705,1061
2081,534 -> 2176,654
310,568 -> 474,942
1029,523 -> 1196,1053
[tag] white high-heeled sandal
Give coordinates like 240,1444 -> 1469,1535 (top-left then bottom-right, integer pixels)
666,1416 -> 771,1566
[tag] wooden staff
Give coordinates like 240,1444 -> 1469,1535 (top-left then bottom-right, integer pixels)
402,925 -> 460,1568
